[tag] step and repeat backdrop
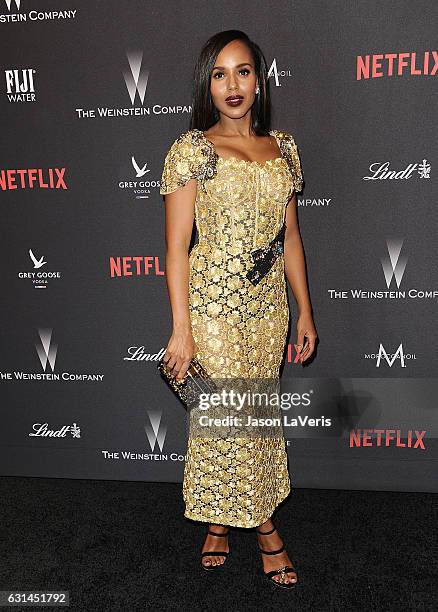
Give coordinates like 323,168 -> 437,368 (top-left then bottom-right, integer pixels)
1,1 -> 437,492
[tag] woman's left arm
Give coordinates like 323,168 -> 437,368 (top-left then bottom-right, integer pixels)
283,192 -> 318,364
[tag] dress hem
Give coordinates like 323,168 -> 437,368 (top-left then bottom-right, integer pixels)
183,483 -> 292,529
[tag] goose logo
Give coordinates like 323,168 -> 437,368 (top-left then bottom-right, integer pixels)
144,411 -> 166,452
29,249 -> 47,269
17,248 -> 61,288
132,156 -> 150,178
123,50 -> 149,106
117,155 -> 160,200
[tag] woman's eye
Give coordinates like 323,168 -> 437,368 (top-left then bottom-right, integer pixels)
212,68 -> 251,79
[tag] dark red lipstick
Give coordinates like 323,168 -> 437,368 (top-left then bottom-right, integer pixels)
225,94 -> 244,107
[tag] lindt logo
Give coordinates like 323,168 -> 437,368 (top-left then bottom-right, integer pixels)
363,160 -> 430,180
29,422 -> 81,438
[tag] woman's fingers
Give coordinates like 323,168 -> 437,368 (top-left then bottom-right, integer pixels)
299,336 -> 317,362
175,359 -> 191,380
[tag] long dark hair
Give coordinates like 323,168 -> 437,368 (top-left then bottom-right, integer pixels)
189,30 -> 272,136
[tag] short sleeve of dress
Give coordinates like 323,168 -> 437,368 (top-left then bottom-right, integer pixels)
282,131 -> 304,193
159,130 -> 204,195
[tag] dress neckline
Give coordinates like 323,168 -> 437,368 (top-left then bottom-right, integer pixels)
196,128 -> 284,166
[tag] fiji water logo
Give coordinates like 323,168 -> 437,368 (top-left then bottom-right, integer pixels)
5,68 -> 36,102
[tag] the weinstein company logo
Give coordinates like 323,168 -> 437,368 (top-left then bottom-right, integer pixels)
145,411 -> 167,452
123,50 -> 148,105
356,51 -> 438,80
4,0 -> 20,10
364,342 -> 416,367
118,155 -> 161,200
328,238 -> 438,301
18,249 -> 62,289
4,68 -> 36,102
29,422 -> 81,438
0,167 -> 67,190
0,328 -> 104,382
363,159 -> 430,180
0,1 -> 77,23
100,411 -> 185,462
349,429 -> 426,449
75,50 -> 190,120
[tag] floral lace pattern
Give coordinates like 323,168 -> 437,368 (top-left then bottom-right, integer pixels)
159,128 -> 303,527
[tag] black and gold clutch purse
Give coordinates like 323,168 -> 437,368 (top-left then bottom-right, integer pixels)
157,357 -> 218,411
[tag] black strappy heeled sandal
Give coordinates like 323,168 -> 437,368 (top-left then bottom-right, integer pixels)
201,527 -> 230,571
256,524 -> 298,589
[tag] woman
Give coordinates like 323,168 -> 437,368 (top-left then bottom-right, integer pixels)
159,30 -> 317,589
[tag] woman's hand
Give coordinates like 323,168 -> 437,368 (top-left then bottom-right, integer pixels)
294,312 -> 318,364
163,327 -> 197,380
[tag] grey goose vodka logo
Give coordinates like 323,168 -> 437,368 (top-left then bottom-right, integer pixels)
0,328 -> 104,382
118,155 -> 161,199
18,248 -> 62,288
328,237 -> 438,301
75,50 -> 191,120
0,1 -> 77,23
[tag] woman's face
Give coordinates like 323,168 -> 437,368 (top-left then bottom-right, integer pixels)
209,39 -> 258,118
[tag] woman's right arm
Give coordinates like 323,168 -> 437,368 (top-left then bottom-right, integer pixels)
162,178 -> 198,380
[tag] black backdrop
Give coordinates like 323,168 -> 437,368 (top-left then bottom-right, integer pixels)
1,0 -> 437,492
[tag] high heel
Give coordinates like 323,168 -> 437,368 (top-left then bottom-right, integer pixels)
256,524 -> 297,589
201,528 -> 230,571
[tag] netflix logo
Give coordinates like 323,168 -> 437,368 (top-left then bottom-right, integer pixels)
109,256 -> 164,278
350,429 -> 426,450
356,51 -> 438,80
0,168 -> 68,190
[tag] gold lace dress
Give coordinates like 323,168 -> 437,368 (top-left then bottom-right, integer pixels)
160,128 -> 303,528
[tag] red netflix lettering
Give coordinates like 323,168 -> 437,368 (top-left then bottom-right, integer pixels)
0,168 -> 67,190
349,429 -> 426,450
356,51 -> 438,80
